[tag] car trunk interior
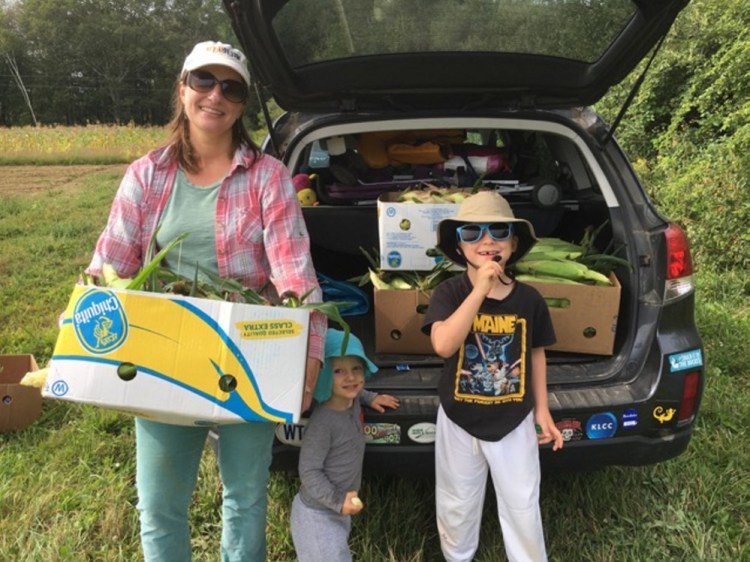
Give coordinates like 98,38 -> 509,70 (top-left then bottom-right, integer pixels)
284,118 -> 626,392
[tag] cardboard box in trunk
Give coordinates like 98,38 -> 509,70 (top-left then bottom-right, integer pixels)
377,192 -> 463,271
45,285 -> 310,425
374,273 -> 620,356
0,354 -> 43,432
526,273 -> 621,355
374,287 -> 434,355
376,189 -> 566,271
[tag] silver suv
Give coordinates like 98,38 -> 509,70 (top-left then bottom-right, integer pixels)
224,0 -> 704,472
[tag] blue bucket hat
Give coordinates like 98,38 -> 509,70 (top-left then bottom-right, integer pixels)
313,329 -> 378,403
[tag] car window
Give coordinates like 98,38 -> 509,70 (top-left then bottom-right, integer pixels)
272,0 -> 635,67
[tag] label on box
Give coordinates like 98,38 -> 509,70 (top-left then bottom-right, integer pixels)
378,194 -> 461,271
46,286 -> 310,425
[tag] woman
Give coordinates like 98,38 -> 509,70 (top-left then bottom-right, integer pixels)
86,41 -> 326,561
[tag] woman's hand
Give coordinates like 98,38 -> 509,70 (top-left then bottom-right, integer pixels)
302,357 -> 322,413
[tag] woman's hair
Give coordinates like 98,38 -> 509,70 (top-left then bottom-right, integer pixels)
165,72 -> 260,173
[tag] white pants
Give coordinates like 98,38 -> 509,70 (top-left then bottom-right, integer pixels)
435,407 -> 547,562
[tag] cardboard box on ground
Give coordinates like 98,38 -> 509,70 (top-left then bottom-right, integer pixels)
373,274 -> 621,356
45,285 -> 311,426
0,354 -> 43,432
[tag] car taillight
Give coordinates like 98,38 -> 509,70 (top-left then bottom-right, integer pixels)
664,223 -> 695,302
678,371 -> 701,423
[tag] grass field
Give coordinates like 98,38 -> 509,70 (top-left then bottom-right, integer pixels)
0,124 -> 267,165
0,142 -> 748,560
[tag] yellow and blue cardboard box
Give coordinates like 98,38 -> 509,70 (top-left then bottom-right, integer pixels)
44,286 -> 310,425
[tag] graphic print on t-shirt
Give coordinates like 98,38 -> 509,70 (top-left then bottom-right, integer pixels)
454,313 -> 527,405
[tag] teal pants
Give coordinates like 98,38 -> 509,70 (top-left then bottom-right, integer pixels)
135,418 -> 276,562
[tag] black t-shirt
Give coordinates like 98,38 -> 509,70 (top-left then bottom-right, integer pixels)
422,273 -> 556,441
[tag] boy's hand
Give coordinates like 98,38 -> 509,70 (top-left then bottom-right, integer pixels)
473,259 -> 505,297
535,410 -> 564,451
341,491 -> 364,515
369,393 -> 400,413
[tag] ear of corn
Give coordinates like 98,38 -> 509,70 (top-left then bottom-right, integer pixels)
354,247 -> 459,292
515,274 -> 583,285
93,231 -> 354,346
20,368 -> 48,388
514,259 -> 591,280
524,249 -> 584,261
515,258 -> 613,286
395,186 -> 471,204
101,263 -> 133,289
544,297 -> 571,308
515,228 -> 632,286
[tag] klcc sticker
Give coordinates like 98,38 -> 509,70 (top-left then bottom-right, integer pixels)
555,419 -> 583,442
668,349 -> 703,373
622,408 -> 639,429
585,412 -> 617,439
653,406 -> 677,424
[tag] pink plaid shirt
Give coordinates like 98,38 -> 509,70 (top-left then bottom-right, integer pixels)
87,144 -> 325,360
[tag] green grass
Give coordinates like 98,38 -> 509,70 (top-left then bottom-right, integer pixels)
0,167 -> 748,561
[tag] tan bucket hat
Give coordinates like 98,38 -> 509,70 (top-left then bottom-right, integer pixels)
437,190 -> 538,266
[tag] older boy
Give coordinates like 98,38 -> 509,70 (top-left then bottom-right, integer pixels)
422,191 -> 563,562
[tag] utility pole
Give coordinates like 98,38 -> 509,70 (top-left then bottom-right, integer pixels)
5,53 -> 38,126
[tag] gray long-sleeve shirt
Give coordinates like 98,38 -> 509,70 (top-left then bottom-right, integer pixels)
297,390 -> 377,513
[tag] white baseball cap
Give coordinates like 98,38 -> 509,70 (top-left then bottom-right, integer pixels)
182,41 -> 251,86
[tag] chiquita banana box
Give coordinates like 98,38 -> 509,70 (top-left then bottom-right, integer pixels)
44,285 -> 310,425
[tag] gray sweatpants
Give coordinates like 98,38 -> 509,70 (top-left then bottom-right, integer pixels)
291,493 -> 352,562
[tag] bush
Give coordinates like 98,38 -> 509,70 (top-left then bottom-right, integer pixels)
597,0 -> 750,272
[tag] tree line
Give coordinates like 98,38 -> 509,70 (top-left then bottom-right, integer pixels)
0,0 -> 260,126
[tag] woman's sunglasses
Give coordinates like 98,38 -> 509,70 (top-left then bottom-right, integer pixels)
456,222 -> 514,243
186,70 -> 248,103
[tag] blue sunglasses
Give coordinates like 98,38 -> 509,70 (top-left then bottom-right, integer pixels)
456,222 -> 514,243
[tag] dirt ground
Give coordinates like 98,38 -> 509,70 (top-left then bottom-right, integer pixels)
0,164 -> 126,195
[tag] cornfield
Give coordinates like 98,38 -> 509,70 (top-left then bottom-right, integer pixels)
0,124 -> 169,165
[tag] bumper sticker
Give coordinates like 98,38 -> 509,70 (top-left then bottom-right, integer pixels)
407,422 -> 437,443
622,408 -> 639,429
365,422 -> 401,444
653,405 -> 677,424
555,419 -> 583,442
585,412 -> 617,439
275,419 -> 308,447
668,349 -> 703,372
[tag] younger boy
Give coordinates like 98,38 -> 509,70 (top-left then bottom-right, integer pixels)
291,329 -> 399,562
422,191 -> 563,562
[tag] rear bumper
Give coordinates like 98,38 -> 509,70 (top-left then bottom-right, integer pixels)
271,425 -> 694,475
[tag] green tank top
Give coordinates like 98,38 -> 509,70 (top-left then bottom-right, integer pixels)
156,169 -> 221,280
